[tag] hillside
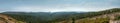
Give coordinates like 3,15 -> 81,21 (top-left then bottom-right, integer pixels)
50,8 -> 120,23
0,14 -> 25,23
76,12 -> 120,23
0,8 -> 120,23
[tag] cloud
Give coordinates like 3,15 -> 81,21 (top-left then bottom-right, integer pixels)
10,5 -> 116,12
10,6 -> 49,12
0,0 -> 120,12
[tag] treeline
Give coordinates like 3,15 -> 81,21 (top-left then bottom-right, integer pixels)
73,8 -> 120,19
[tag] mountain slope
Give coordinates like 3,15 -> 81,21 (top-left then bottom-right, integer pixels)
0,14 -> 25,23
54,8 -> 120,23
0,8 -> 120,23
50,8 -> 120,23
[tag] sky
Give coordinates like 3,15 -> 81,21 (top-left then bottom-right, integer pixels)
0,0 -> 120,12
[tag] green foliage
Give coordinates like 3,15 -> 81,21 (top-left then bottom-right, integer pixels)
73,8 -> 120,19
78,17 -> 109,23
16,21 -> 25,23
115,15 -> 120,20
3,14 -> 42,23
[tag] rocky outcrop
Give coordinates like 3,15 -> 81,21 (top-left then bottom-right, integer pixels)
0,14 -> 17,23
56,12 -> 120,23
109,12 -> 120,23
0,14 -> 25,23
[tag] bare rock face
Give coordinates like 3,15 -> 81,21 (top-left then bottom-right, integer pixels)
109,13 -> 120,23
0,17 -> 7,23
0,14 -> 17,23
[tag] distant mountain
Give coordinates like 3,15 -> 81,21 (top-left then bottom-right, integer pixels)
1,11 -> 85,23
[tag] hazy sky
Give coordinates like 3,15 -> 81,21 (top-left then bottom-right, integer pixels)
0,0 -> 120,12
